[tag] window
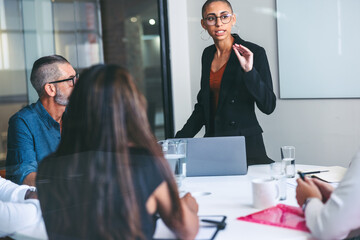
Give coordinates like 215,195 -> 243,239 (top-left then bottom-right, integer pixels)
0,0 -> 172,168
0,0 -> 103,166
100,0 -> 173,140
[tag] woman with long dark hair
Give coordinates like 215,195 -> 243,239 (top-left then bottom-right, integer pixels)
176,0 -> 276,165
36,64 -> 199,239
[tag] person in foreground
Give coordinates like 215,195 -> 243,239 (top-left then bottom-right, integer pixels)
0,176 -> 47,239
296,150 -> 360,240
175,0 -> 276,165
6,55 -> 77,185
36,64 -> 199,239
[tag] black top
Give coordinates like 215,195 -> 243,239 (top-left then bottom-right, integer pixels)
176,34 -> 276,165
36,147 -> 165,239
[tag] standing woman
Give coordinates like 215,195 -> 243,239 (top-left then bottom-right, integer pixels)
36,65 -> 199,239
176,0 -> 276,165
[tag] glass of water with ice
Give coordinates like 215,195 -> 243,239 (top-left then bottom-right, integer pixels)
159,139 -> 187,188
281,146 -> 295,178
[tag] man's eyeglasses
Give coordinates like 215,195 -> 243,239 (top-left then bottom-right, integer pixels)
204,14 -> 233,26
48,73 -> 79,86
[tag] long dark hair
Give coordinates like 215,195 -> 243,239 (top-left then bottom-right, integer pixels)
37,64 -> 181,239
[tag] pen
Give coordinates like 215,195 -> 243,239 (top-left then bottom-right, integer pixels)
298,170 -> 329,180
201,219 -> 227,229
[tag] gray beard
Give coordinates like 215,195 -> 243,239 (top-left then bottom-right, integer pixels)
54,86 -> 69,106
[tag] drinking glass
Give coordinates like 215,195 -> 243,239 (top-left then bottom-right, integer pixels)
159,139 -> 187,188
270,162 -> 287,200
281,146 -> 296,178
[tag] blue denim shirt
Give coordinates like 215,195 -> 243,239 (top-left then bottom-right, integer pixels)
6,100 -> 61,184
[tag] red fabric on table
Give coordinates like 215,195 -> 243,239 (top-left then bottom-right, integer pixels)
237,204 -> 310,232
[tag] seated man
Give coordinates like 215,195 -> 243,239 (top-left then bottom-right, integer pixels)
0,176 -> 47,239
296,150 -> 360,239
6,55 -> 77,185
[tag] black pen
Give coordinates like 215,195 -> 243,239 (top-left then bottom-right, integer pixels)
201,219 -> 227,230
298,170 -> 329,180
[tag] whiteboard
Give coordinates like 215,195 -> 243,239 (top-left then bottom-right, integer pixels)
277,0 -> 360,98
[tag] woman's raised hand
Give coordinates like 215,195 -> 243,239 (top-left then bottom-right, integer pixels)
233,43 -> 253,72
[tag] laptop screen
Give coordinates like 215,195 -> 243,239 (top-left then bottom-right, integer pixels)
172,136 -> 247,177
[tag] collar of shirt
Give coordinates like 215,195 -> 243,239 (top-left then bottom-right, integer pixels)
33,100 -> 60,131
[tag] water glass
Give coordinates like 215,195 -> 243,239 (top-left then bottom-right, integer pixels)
159,140 -> 187,188
281,146 -> 296,178
270,162 -> 287,200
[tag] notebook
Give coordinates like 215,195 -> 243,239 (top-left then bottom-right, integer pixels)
173,136 -> 248,177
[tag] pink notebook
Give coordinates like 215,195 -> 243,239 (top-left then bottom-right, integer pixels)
237,204 -> 310,232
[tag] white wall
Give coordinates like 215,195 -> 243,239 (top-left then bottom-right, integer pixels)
168,0 -> 360,167
167,0 -> 193,131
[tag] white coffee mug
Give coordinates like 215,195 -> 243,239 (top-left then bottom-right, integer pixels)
252,178 -> 280,209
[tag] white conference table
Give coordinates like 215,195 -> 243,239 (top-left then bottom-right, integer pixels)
154,164 -> 319,240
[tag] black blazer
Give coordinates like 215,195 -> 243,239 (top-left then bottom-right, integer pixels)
176,34 -> 276,164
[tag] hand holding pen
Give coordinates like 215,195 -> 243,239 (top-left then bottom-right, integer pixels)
310,178 -> 334,203
297,170 -> 329,180
296,176 -> 322,206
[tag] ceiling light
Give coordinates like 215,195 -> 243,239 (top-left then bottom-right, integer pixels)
149,19 -> 156,25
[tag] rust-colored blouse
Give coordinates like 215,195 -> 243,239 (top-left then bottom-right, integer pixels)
210,62 -> 227,112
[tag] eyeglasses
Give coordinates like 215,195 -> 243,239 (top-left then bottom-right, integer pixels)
48,73 -> 79,86
204,13 -> 233,26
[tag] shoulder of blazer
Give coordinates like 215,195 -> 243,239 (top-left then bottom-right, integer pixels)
202,44 -> 216,61
201,44 -> 216,77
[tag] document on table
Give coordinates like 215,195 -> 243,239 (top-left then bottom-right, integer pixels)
154,215 -> 226,240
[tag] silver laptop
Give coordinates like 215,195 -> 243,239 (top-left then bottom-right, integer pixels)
173,136 -> 247,177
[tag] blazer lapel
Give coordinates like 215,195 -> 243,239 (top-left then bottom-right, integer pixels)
216,49 -> 239,113
202,47 -> 215,125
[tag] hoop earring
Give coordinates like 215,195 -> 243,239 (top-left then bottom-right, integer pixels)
200,29 -> 211,41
